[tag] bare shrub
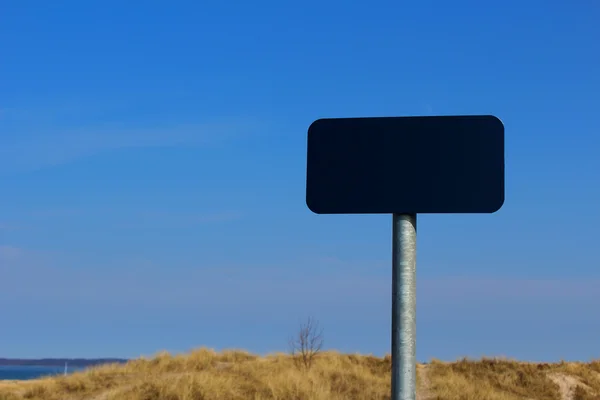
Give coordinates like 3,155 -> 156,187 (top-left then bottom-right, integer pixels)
288,316 -> 324,371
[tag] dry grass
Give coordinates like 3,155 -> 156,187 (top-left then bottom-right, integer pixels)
1,349 -> 600,400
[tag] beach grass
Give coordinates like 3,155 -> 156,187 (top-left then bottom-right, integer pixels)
1,349 -> 600,399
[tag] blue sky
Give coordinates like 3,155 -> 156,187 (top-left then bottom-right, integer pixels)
1,0 -> 599,362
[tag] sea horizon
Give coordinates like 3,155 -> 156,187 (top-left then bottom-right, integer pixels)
0,365 -> 85,381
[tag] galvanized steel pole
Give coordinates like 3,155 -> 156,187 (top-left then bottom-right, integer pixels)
391,213 -> 417,400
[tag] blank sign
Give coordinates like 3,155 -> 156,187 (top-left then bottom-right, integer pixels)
306,115 -> 504,214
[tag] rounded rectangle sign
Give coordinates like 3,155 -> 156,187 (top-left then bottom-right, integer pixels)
306,115 -> 504,214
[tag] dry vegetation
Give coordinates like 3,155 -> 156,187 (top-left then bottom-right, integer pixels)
1,350 -> 600,400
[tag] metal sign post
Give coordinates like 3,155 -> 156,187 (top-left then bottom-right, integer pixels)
392,213 -> 417,400
305,115 -> 505,400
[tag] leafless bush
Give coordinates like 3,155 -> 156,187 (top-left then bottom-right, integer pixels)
288,316 -> 324,371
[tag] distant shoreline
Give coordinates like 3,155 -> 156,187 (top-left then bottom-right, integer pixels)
0,358 -> 128,367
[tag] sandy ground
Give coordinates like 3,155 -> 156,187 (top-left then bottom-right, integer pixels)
0,379 -> 39,392
548,372 -> 593,400
417,364 -> 434,400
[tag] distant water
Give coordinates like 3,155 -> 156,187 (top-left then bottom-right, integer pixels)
0,365 -> 84,381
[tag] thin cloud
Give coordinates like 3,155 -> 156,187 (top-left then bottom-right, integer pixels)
0,118 -> 261,174
2,248 -> 599,311
0,245 -> 23,260
136,210 -> 242,224
0,222 -> 24,231
26,208 -> 83,218
419,277 -> 600,301
0,209 -> 241,232
2,246 -> 598,307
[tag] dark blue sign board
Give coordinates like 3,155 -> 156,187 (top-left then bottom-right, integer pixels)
306,115 -> 504,214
